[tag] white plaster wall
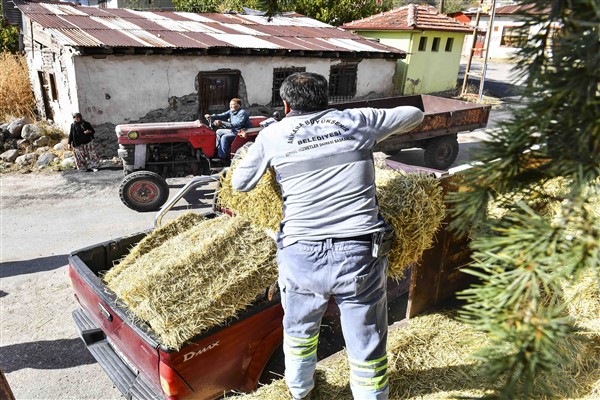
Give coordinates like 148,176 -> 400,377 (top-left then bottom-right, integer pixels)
73,55 -> 396,126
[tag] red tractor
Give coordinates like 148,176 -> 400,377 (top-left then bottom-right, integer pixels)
116,116 -> 272,212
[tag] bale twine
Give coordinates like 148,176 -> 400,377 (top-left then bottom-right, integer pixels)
217,150 -> 445,280
105,214 -> 278,350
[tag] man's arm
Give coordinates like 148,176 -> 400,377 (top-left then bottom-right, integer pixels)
364,106 -> 424,143
231,139 -> 270,192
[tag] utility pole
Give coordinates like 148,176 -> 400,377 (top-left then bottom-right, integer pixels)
439,0 -> 445,13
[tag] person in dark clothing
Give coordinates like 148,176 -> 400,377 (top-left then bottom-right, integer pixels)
68,112 -> 100,172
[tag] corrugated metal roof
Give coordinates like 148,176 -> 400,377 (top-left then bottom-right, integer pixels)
495,4 -> 550,15
15,0 -> 404,57
341,4 -> 473,33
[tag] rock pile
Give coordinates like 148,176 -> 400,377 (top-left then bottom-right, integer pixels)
0,117 -> 75,171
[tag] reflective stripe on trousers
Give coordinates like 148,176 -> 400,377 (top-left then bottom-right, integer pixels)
278,238 -> 389,400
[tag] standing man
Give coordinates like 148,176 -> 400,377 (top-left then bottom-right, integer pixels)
204,98 -> 252,159
67,112 -> 100,172
231,72 -> 423,400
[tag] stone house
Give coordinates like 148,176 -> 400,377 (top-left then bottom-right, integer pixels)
13,0 -> 404,157
341,5 -> 472,95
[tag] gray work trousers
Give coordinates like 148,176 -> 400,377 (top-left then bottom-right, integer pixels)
277,238 -> 389,400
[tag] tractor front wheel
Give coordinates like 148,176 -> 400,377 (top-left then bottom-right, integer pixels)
119,171 -> 169,212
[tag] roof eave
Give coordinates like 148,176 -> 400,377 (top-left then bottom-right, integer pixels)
73,45 -> 406,59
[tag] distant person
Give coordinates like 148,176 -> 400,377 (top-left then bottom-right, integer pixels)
205,98 -> 252,159
68,112 -> 100,172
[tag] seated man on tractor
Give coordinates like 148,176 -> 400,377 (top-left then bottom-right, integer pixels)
205,98 -> 252,160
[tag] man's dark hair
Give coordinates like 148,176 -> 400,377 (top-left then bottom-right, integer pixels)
280,72 -> 329,112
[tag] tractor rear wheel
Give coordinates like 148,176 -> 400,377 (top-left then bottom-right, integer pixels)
119,171 -> 169,212
423,135 -> 459,170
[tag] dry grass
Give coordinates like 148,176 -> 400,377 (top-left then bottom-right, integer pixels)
235,305 -> 600,400
104,213 -> 278,350
0,52 -> 35,121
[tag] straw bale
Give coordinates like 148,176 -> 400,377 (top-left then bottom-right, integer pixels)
234,311 -> 600,399
375,167 -> 445,280
217,149 -> 445,280
563,270 -> 600,334
217,150 -> 283,232
103,212 -> 205,284
106,214 -> 278,350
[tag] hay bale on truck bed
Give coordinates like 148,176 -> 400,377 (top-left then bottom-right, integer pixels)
104,214 -> 278,350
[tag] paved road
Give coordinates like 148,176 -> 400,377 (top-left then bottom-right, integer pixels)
0,60 -> 522,400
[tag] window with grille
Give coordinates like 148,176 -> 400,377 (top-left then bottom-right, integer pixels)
445,38 -> 454,52
271,67 -> 306,106
329,63 -> 358,103
418,37 -> 428,51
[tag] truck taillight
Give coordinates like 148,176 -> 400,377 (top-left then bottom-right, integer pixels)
159,360 -> 192,399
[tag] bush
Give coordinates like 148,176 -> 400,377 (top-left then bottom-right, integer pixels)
0,52 -> 36,121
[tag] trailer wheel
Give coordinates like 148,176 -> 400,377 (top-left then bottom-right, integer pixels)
119,171 -> 169,212
423,135 -> 459,170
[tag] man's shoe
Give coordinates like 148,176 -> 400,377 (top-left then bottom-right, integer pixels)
92,168 -> 99,172
292,391 -> 312,400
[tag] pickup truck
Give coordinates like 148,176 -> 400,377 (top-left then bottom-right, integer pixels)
69,159 -> 475,400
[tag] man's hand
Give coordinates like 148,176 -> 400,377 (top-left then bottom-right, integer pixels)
84,130 -> 92,134
204,114 -> 211,120
213,120 -> 222,127
238,130 -> 247,138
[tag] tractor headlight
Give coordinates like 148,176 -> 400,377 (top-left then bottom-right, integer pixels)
127,131 -> 139,140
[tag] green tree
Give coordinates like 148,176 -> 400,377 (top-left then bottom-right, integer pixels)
293,0 -> 392,26
1,2 -> 19,53
448,0 -> 599,398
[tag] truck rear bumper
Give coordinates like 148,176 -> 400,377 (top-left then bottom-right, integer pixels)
73,308 -> 162,400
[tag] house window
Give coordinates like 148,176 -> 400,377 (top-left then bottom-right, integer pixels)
418,37 -> 428,51
271,66 -> 306,106
445,38 -> 454,52
329,63 -> 358,103
49,73 -> 58,101
432,37 -> 441,52
500,26 -> 529,48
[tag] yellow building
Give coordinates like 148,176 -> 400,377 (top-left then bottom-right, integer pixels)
342,5 -> 473,95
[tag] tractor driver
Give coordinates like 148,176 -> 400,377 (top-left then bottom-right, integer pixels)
205,98 -> 252,159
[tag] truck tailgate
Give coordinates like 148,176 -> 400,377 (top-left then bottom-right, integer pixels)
68,235 -> 164,399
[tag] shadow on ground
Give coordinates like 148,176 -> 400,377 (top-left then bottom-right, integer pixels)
0,338 -> 97,373
0,255 -> 68,279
